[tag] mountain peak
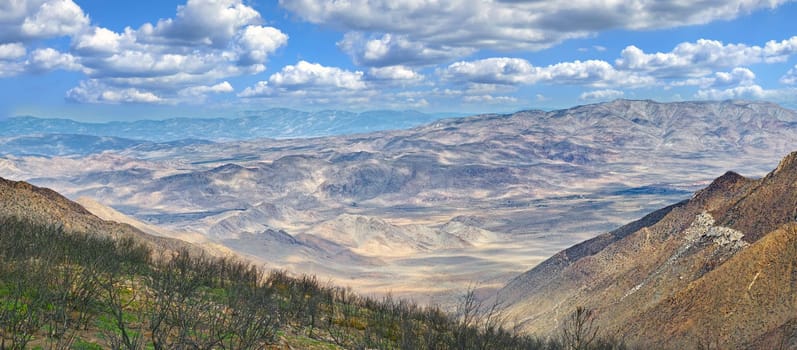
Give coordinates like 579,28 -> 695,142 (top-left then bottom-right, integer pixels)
773,150 -> 797,175
706,170 -> 748,192
690,170 -> 754,211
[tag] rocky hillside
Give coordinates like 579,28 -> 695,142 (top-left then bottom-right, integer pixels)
0,176 -> 203,256
497,151 -> 797,349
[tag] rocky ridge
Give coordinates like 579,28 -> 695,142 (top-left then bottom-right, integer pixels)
497,150 -> 797,349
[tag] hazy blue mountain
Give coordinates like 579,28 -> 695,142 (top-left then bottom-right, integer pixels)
0,134 -> 215,157
0,109 -> 444,142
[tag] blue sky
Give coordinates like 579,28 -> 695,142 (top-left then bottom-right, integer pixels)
1,0 -> 796,121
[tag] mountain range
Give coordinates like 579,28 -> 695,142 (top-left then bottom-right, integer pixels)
2,99 -> 797,347
0,109 -> 444,143
2,99 -> 797,304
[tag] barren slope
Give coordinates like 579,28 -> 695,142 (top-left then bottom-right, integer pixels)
497,151 -> 797,348
0,177 -> 203,256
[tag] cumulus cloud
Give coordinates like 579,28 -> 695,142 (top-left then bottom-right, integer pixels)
580,89 -> 624,101
671,67 -> 757,88
781,65 -> 797,85
437,35 -> 797,101
235,61 -> 436,108
463,95 -> 518,103
0,0 -> 89,43
616,37 -> 797,78
442,58 -> 536,85
240,61 -> 367,98
0,43 -> 26,60
695,85 -> 769,100
0,0 -> 90,77
26,48 -> 81,72
712,67 -> 757,87
72,27 -> 123,55
338,32 -> 474,67
367,65 -> 424,82
178,81 -> 234,97
441,57 -> 653,87
138,0 -> 261,48
235,25 -> 288,67
268,61 -> 366,90
0,0 -> 288,103
693,68 -> 797,101
281,0 -> 789,67
0,62 -> 24,78
64,0 -> 287,104
66,80 -> 164,104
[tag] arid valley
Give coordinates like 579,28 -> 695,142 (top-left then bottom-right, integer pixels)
3,100 -> 794,305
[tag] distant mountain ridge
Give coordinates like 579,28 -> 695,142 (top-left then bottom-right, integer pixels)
496,151 -> 797,349
0,133 -> 218,157
0,109 -> 444,142
5,98 -> 797,304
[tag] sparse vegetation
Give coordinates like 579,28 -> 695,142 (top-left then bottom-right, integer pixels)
0,216 -> 627,349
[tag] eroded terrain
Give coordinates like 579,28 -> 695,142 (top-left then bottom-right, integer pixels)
2,99 -> 794,304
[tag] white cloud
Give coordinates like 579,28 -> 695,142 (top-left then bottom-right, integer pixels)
20,0 -> 88,39
463,95 -> 518,103
442,57 -> 654,87
0,61 -> 24,78
616,37 -> 797,78
367,65 -> 424,82
338,32 -> 474,67
0,43 -> 26,60
695,85 -> 767,100
237,61 -> 405,108
712,67 -> 756,87
178,81 -> 234,97
580,89 -> 624,101
781,65 -> 797,85
0,0 -> 289,104
138,0 -> 261,48
438,36 -> 797,104
65,0 -> 287,104
237,81 -> 272,98
281,0 -> 790,66
0,0 -> 89,43
442,58 -> 537,85
763,36 -> 797,63
72,27 -> 123,55
26,48 -> 81,72
671,67 -> 757,88
268,61 -> 366,90
100,89 -> 163,104
694,69 -> 797,103
235,25 -> 288,66
66,80 -> 164,104
240,61 -> 367,98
